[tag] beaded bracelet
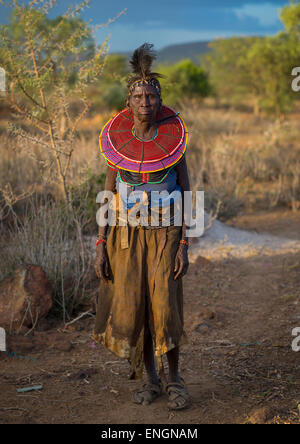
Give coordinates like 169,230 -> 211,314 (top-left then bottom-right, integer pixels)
179,239 -> 189,247
96,238 -> 107,247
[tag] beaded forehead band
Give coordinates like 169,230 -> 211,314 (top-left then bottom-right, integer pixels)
129,78 -> 161,97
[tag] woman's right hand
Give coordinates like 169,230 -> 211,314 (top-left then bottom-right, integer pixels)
94,243 -> 110,281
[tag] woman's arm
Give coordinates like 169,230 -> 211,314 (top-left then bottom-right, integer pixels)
174,155 -> 191,241
97,167 -> 118,239
94,167 -> 117,281
173,155 -> 190,280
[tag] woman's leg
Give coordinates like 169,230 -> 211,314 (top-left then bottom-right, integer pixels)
166,346 -> 190,410
132,319 -> 162,405
166,346 -> 181,383
144,320 -> 160,385
132,291 -> 162,405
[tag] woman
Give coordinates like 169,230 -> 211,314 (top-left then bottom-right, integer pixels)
93,43 -> 191,410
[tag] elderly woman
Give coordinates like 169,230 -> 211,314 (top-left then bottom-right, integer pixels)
93,43 -> 191,410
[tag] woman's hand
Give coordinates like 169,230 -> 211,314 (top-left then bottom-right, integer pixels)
174,244 -> 189,280
94,243 -> 111,281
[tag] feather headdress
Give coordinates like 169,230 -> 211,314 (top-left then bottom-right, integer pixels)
129,43 -> 160,79
127,43 -> 163,96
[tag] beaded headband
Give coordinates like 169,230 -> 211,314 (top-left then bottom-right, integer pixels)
129,78 -> 161,97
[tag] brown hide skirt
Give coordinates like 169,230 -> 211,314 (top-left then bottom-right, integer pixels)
92,220 -> 188,379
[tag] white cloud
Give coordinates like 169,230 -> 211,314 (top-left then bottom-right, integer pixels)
233,3 -> 281,27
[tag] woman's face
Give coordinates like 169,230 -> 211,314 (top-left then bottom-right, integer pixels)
128,84 -> 160,124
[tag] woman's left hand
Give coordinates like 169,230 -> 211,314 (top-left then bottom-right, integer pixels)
174,244 -> 189,280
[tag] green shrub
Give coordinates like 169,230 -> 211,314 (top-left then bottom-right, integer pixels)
158,59 -> 211,107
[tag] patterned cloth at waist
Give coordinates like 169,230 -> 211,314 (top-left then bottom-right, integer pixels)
108,191 -> 182,229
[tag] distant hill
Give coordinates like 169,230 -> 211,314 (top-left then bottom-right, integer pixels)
115,41 -> 212,66
156,41 -> 211,64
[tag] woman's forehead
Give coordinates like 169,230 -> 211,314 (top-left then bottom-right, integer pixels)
132,84 -> 158,95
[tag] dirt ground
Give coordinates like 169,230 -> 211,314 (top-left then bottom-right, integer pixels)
0,210 -> 300,424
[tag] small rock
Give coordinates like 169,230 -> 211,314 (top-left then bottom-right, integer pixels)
67,368 -> 98,380
194,323 -> 211,333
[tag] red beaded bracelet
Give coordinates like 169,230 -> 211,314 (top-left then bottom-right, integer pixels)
96,238 -> 107,247
179,239 -> 189,247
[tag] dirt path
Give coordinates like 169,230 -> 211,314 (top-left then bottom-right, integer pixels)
0,211 -> 300,424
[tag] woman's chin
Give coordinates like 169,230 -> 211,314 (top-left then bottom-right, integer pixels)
138,113 -> 155,122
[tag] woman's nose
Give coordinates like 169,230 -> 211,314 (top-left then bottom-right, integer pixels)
141,94 -> 150,106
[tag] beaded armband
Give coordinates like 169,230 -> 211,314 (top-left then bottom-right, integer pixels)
179,239 -> 189,247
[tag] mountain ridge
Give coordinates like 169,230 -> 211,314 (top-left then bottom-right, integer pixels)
114,40 -> 212,65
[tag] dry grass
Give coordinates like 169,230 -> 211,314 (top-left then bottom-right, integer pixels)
0,130 -> 106,197
0,200 -> 94,321
182,104 -> 300,217
0,125 -> 106,319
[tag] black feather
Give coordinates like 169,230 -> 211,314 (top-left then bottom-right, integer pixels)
129,43 -> 157,79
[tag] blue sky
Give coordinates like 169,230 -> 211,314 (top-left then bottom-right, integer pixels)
0,0 -> 291,52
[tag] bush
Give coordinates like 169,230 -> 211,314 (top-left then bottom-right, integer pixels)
92,54 -> 129,111
70,169 -> 106,234
158,59 -> 211,107
204,190 -> 243,221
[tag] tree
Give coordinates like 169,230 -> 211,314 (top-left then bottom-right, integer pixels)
157,59 -> 211,107
280,1 -> 300,33
204,36 -> 261,110
0,0 -> 124,205
94,54 -> 129,111
204,2 -> 300,116
246,33 -> 299,116
245,1 -> 300,116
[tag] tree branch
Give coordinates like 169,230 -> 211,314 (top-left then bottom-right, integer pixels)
10,83 -> 49,133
